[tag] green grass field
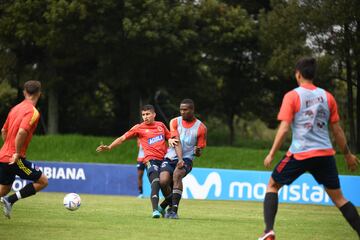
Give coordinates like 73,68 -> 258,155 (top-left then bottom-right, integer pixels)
1,192 -> 358,240
1,135 -> 359,239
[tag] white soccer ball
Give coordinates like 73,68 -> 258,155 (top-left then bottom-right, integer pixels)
63,193 -> 81,211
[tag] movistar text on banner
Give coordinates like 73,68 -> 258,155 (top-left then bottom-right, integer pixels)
143,168 -> 360,206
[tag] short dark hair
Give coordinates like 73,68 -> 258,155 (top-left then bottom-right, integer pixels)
295,57 -> 316,80
141,104 -> 155,112
24,80 -> 41,95
180,98 -> 194,109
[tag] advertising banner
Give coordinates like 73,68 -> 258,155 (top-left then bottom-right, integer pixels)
12,161 -> 360,206
143,167 -> 360,206
12,161 -> 138,196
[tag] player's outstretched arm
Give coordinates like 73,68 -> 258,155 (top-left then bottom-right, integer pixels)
264,121 -> 291,168
330,122 -> 359,172
96,135 -> 126,152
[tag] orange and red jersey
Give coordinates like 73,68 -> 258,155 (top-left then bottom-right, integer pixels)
124,121 -> 171,162
169,117 -> 207,149
278,83 -> 339,160
0,99 -> 40,163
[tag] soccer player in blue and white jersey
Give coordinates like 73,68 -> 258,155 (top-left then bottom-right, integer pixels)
159,99 -> 207,219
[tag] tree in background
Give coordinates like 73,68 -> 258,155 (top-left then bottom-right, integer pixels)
301,0 -> 360,151
196,0 -> 257,145
0,0 -> 358,151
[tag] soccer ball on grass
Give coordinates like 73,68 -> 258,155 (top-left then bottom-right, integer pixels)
63,193 -> 81,211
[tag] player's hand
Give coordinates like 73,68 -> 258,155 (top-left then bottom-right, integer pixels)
168,138 -> 179,147
176,159 -> 185,168
9,153 -> 20,165
96,144 -> 110,152
345,153 -> 359,172
264,154 -> 274,169
194,146 -> 202,157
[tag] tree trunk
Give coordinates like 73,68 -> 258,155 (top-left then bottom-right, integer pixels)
47,88 -> 59,134
356,63 -> 360,153
344,24 -> 356,151
356,20 -> 360,153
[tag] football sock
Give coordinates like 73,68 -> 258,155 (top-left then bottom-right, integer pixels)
160,193 -> 172,209
8,183 -> 36,205
138,186 -> 143,194
340,201 -> 360,236
264,192 -> 278,232
149,172 -> 160,210
171,188 -> 182,213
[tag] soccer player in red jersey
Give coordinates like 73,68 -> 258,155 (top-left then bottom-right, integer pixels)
96,104 -> 180,218
159,99 -> 207,219
0,80 -> 48,219
258,58 -> 360,240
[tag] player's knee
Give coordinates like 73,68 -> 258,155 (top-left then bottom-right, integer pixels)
0,186 -> 11,197
37,174 -> 49,188
159,178 -> 168,188
267,178 -> 281,192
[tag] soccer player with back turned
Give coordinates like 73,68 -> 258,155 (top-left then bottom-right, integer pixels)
0,80 -> 48,219
258,57 -> 360,240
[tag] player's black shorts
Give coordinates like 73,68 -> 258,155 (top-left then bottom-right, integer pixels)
137,161 -> 145,171
160,158 -> 193,176
272,155 -> 340,189
0,158 -> 42,185
145,159 -> 162,178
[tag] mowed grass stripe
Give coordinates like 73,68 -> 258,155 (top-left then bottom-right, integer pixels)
0,192 -> 358,240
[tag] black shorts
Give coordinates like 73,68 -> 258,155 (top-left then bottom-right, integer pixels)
160,158 -> 193,176
0,158 -> 42,185
272,155 -> 340,189
145,160 -> 162,178
137,161 -> 145,171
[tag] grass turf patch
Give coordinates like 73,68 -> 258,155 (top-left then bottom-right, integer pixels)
0,192 -> 358,240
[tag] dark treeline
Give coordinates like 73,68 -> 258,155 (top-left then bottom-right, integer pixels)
0,0 -> 359,151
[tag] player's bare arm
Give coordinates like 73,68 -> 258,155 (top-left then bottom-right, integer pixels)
194,124 -> 207,157
264,121 -> 291,168
10,128 -> 28,165
330,122 -> 359,172
173,137 -> 184,168
1,128 -> 7,141
96,135 -> 126,152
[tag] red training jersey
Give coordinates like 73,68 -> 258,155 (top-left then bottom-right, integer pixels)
123,121 -> 171,162
0,99 -> 40,163
277,83 -> 339,160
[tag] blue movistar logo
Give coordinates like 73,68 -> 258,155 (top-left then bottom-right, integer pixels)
148,135 -> 164,145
